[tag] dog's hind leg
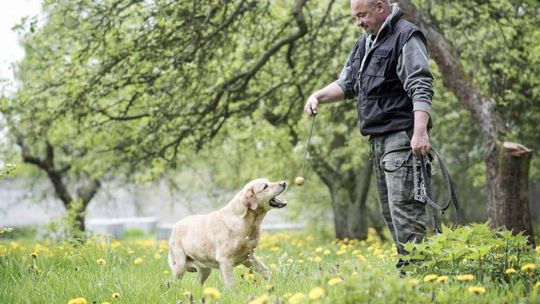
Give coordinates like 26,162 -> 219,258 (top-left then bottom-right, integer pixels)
195,266 -> 212,284
168,242 -> 187,282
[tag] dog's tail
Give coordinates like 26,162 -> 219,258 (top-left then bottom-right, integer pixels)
168,229 -> 189,279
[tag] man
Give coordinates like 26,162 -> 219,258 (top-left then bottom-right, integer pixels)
303,0 -> 433,268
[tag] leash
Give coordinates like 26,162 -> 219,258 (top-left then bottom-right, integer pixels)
299,115 -> 316,178
380,147 -> 461,233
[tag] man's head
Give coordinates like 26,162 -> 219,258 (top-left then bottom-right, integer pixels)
351,0 -> 392,35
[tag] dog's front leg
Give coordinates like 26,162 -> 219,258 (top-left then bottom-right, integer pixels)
244,254 -> 271,281
219,260 -> 235,288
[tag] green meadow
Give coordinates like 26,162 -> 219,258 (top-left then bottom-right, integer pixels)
1,224 -> 539,304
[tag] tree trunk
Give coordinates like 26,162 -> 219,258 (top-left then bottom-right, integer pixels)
488,142 -> 535,246
398,0 -> 535,244
311,152 -> 372,240
16,138 -> 100,234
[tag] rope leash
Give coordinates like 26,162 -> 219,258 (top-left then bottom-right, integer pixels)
299,115 -> 316,178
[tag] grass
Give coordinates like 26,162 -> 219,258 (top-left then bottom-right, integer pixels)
1,227 -> 539,304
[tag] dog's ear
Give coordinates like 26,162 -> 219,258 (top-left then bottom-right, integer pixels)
241,187 -> 258,210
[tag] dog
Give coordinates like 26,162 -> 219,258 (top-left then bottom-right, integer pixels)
168,178 -> 287,287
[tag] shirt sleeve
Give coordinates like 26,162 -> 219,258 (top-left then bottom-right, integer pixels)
336,40 -> 362,100
396,33 -> 434,113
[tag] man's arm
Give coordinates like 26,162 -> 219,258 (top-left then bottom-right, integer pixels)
304,39 -> 362,116
397,33 -> 434,155
303,82 -> 345,116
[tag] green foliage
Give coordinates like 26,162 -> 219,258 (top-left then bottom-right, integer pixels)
0,163 -> 17,178
42,200 -> 86,242
2,0 -> 539,231
0,227 -> 36,240
402,223 -> 538,285
0,228 -> 14,235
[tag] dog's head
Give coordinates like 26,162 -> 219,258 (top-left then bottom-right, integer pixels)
240,178 -> 287,211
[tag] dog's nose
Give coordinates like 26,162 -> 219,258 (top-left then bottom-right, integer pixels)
280,181 -> 287,188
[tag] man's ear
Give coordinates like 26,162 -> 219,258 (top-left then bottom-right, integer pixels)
241,187 -> 258,210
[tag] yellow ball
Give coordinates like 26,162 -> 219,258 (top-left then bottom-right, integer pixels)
295,176 -> 305,186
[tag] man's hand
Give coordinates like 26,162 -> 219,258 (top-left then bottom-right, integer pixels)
303,95 -> 319,116
411,129 -> 430,156
411,110 -> 430,156
303,83 -> 345,116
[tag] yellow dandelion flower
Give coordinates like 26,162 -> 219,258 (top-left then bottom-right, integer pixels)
127,249 -> 135,255
423,274 -> 438,282
436,276 -> 449,283
323,249 -> 331,255
203,287 -> 221,299
266,284 -> 274,291
456,274 -> 474,281
535,245 -> 540,253
336,249 -> 346,256
314,256 -> 322,263
535,282 -> 540,289
245,273 -> 255,283
288,292 -> 305,304
315,247 -> 323,253
408,278 -> 419,287
10,242 -> 20,250
308,287 -> 325,300
102,302 -> 111,304
468,286 -> 486,295
521,263 -> 535,271
133,257 -> 144,265
328,277 -> 343,286
356,254 -> 366,262
67,297 -> 88,304
30,252 -> 38,259
111,293 -> 120,299
248,294 -> 270,304
97,258 -> 106,266
154,253 -> 161,260
0,246 -> 6,255
505,268 -> 516,274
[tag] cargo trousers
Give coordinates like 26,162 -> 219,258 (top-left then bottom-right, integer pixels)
369,129 -> 428,266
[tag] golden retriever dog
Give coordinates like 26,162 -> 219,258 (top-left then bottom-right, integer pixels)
168,178 -> 287,287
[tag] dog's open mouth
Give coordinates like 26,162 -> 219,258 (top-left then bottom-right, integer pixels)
269,197 -> 287,208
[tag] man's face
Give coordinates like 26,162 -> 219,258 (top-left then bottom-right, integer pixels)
351,0 -> 385,35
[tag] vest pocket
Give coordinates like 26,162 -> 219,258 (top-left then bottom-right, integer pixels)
365,49 -> 391,77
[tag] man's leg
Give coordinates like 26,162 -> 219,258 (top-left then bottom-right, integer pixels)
383,131 -> 428,266
371,138 -> 400,248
